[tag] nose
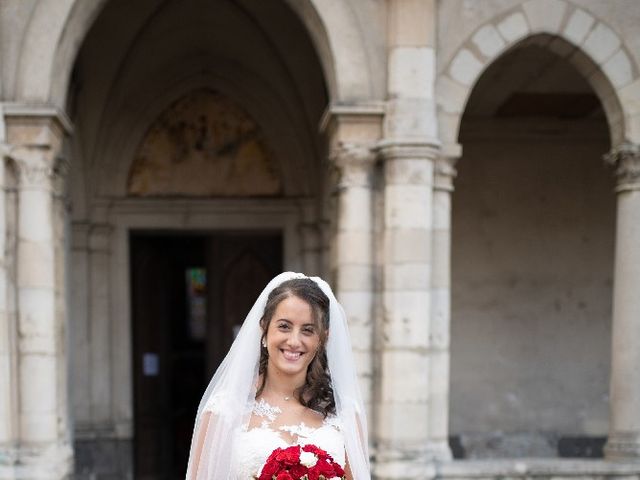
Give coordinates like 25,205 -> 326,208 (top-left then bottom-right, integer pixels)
286,329 -> 302,349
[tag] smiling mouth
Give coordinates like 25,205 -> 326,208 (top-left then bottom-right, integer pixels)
280,350 -> 303,361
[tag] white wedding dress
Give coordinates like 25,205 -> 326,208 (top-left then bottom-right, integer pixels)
231,398 -> 346,479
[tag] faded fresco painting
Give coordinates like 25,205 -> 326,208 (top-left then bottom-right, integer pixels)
128,89 -> 281,196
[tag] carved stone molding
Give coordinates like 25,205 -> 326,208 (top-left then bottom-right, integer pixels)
2,145 -> 69,190
375,139 -> 440,162
329,142 -> 376,189
375,140 -> 440,186
604,141 -> 640,192
434,156 -> 458,192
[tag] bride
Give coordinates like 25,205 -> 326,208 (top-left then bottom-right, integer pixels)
185,272 -> 370,479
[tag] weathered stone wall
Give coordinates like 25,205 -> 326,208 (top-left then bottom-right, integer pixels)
451,119 -> 614,458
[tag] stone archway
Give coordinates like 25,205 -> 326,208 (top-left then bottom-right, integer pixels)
439,7 -> 637,456
448,16 -> 620,460
436,0 -> 638,151
15,0 -> 376,108
57,1 -> 343,477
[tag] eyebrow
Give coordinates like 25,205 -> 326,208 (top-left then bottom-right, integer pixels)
275,319 -> 316,327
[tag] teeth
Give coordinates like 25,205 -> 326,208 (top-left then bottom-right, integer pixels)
282,350 -> 302,360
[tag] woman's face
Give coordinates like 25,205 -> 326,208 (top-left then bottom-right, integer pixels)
265,295 -> 321,378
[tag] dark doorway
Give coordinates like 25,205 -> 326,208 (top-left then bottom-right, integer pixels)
131,231 -> 282,479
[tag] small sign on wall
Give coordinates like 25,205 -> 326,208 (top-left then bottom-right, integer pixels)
143,353 -> 159,376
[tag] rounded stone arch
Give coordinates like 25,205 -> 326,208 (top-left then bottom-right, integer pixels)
15,0 -> 109,104
437,0 -> 639,150
16,0 -> 374,108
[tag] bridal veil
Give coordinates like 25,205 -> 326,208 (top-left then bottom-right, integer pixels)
185,272 -> 370,479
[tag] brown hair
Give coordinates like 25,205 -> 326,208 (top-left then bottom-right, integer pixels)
256,277 -> 335,417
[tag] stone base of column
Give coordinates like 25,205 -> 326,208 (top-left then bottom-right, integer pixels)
0,443 -> 73,480
74,437 -> 133,479
605,432 -> 640,460
373,442 -> 453,479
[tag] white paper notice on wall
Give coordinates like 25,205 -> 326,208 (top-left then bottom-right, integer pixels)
143,353 -> 159,376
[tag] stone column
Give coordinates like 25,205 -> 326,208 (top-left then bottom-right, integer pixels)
0,132 -> 19,467
428,150 -> 459,461
330,142 -> 376,420
374,0 -> 449,476
321,104 -> 383,429
4,111 -> 72,479
604,141 -> 640,460
375,141 -> 439,477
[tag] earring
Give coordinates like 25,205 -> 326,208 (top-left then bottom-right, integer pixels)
261,339 -> 266,348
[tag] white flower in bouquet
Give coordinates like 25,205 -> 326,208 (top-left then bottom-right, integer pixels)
299,450 -> 318,468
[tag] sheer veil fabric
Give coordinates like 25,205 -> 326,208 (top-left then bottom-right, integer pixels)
185,272 -> 370,479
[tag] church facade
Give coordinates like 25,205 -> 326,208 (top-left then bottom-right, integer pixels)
0,0 -> 639,479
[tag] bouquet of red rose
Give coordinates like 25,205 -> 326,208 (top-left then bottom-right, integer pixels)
258,444 -> 345,480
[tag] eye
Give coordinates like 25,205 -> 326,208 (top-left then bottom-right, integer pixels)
302,326 -> 316,335
277,322 -> 290,330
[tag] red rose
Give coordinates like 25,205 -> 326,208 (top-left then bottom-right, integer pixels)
276,446 -> 300,466
276,473 -> 294,480
302,444 -> 324,457
259,461 -> 279,480
259,449 -> 283,480
307,468 -> 320,480
290,463 -> 308,479
264,447 -> 283,465
314,459 -> 338,477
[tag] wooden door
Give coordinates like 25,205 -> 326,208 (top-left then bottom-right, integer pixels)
131,232 -> 282,479
205,233 -> 282,376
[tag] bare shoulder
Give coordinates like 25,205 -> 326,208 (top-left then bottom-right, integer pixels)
301,405 -> 326,429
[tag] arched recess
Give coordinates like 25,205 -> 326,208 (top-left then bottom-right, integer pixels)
449,31 -> 616,458
63,2 -> 331,476
61,0 -> 345,221
15,0 -> 376,108
436,0 -> 639,151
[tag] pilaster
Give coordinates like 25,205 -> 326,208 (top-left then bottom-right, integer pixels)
88,224 -> 113,427
603,141 -> 640,460
70,222 -> 91,426
298,201 -> 322,277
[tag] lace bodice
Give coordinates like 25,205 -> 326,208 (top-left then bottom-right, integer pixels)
232,398 -> 345,479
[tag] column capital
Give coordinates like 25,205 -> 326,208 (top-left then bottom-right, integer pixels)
2,107 -> 71,189
6,148 -> 69,189
329,142 -> 376,189
330,142 -> 376,168
604,141 -> 640,192
434,143 -> 462,192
